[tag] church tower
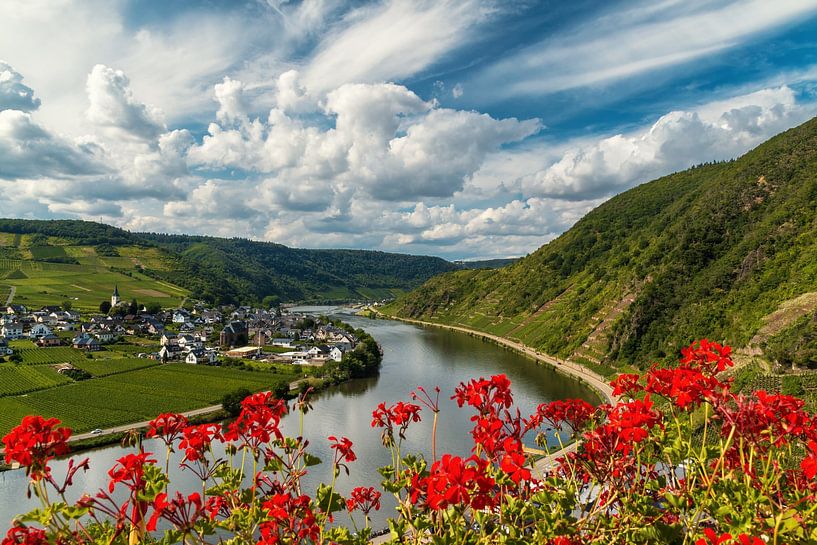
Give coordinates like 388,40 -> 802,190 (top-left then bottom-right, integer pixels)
111,285 -> 121,307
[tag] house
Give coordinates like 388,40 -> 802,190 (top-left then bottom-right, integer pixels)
160,333 -> 177,347
6,304 -> 27,315
94,331 -> 117,343
225,346 -> 261,358
0,336 -> 11,356
177,334 -> 200,350
29,323 -> 53,339
329,346 -> 344,362
172,310 -> 191,324
36,334 -> 61,347
179,321 -> 196,332
145,319 -> 165,335
1,322 -> 24,340
72,334 -> 100,351
159,345 -> 184,361
185,349 -> 217,365
220,321 -> 248,347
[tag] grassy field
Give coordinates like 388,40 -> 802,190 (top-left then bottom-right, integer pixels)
0,231 -> 188,311
0,257 -> 187,312
0,358 -> 300,436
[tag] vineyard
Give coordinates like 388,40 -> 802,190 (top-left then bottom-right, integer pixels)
0,365 -> 71,396
16,346 -> 86,365
74,358 -> 160,377
0,361 -> 299,436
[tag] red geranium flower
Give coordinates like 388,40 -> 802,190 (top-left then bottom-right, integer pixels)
2,415 -> 71,481
1,526 -> 48,545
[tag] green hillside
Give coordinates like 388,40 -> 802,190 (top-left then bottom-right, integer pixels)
386,116 -> 817,373
0,220 -> 459,308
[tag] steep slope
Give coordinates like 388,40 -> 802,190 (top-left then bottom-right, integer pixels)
387,116 -> 817,371
0,219 -> 459,305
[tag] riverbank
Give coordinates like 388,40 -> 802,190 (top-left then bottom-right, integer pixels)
374,312 -> 618,406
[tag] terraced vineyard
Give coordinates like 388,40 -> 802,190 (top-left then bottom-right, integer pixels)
0,256 -> 187,312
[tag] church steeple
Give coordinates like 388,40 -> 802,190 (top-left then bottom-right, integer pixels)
112,285 -> 121,307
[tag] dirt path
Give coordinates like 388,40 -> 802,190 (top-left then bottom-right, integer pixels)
4,286 -> 15,306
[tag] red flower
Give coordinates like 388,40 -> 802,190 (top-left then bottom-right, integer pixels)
346,486 -> 381,515
147,491 -> 203,532
371,401 -> 422,444
453,374 -> 513,414
610,373 -> 642,397
258,493 -> 319,545
680,339 -> 734,374
696,529 -> 733,545
533,399 -> 596,434
499,438 -> 531,484
179,423 -> 221,462
223,392 -> 287,452
1,526 -> 48,545
802,440 -> 817,479
412,454 -> 495,511
107,452 -> 156,494
328,435 -> 356,472
2,416 -> 71,481
145,413 -> 188,446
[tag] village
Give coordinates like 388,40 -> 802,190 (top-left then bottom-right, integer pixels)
0,286 -> 359,368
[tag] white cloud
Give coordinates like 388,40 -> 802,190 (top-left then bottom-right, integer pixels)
0,109 -> 106,180
519,86 -> 811,199
187,78 -> 540,202
302,0 -> 489,93
85,64 -> 165,141
0,61 -> 40,111
470,0 -> 817,100
214,77 -> 248,126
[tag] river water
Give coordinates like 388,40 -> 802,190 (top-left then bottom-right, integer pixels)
0,308 -> 598,530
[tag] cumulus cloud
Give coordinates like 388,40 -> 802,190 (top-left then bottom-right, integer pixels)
519,86 -> 810,199
187,78 -> 540,202
0,61 -> 40,111
0,109 -> 106,180
86,64 -> 165,140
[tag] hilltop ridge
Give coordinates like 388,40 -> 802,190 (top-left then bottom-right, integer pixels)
387,116 -> 817,373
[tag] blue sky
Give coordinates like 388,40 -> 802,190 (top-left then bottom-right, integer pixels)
1,0 -> 817,259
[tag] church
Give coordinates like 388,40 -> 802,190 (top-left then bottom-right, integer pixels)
111,286 -> 121,307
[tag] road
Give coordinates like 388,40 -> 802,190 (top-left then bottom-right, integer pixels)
380,314 -> 619,406
69,403 -> 224,442
4,286 -> 15,306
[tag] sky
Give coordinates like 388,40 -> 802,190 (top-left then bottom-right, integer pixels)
1,0 -> 817,260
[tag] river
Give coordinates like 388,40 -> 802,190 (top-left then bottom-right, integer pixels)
0,308 -> 599,530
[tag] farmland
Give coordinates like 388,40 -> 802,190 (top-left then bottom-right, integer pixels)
0,350 -> 300,436
0,336 -> 302,437
0,229 -> 188,312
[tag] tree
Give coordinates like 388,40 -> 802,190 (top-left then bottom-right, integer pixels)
99,301 -> 111,314
61,300 -> 72,311
128,298 -> 138,315
222,388 -> 252,417
145,303 -> 162,315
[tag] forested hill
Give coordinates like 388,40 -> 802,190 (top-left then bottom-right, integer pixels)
386,116 -> 817,372
0,219 -> 458,304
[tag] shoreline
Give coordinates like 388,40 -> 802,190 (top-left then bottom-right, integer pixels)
374,311 -> 619,406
